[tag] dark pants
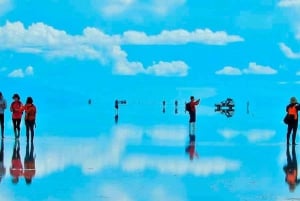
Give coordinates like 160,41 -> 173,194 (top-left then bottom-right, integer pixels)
0,114 -> 4,136
287,121 -> 298,144
12,118 -> 21,137
189,111 -> 196,123
25,120 -> 35,141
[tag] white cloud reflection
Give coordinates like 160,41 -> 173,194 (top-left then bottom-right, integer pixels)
218,128 -> 276,142
34,124 -> 241,178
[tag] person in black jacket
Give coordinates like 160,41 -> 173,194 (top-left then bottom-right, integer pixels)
286,97 -> 300,145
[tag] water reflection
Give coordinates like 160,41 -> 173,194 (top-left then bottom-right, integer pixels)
24,140 -> 35,185
283,145 -> 300,192
10,140 -> 22,184
0,139 -> 5,183
185,134 -> 198,160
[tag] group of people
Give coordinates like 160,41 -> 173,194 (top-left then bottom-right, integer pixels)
0,92 -> 37,142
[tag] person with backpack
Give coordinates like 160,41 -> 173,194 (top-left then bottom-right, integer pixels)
186,96 -> 200,135
0,92 -> 7,138
286,97 -> 300,145
10,94 -> 23,139
23,97 -> 36,142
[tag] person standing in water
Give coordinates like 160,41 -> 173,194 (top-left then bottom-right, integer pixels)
23,97 -> 36,142
0,92 -> 7,138
286,97 -> 300,145
10,94 -> 23,139
186,96 -> 200,135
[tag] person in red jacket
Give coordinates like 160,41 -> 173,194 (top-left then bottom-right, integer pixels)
187,96 -> 200,135
23,97 -> 36,142
10,140 -> 23,184
286,97 -> 300,145
10,94 -> 23,139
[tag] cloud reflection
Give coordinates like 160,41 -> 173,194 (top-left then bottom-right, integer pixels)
122,154 -> 240,176
35,124 -> 241,178
218,128 -> 276,142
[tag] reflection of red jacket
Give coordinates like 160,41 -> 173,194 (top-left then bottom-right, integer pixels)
10,159 -> 23,177
24,160 -> 35,179
10,101 -> 23,119
188,145 -> 199,160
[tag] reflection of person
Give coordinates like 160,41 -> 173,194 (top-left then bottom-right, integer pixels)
0,92 -> 7,138
10,140 -> 23,184
24,97 -> 37,142
24,141 -> 35,185
185,134 -> 199,160
0,139 -> 6,182
10,94 -> 23,139
286,97 -> 300,145
283,145 -> 300,192
188,96 -> 200,135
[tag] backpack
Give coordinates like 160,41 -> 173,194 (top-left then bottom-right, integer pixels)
284,105 -> 298,124
185,102 -> 191,113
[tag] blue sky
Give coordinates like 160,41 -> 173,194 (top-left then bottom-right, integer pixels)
1,0 -> 300,103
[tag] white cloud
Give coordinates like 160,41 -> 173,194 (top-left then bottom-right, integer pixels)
278,0 -> 300,7
215,66 -> 242,75
92,0 -> 186,18
8,68 -> 24,78
25,65 -> 34,75
216,62 -> 277,75
146,61 -> 188,77
218,128 -> 276,142
7,66 -> 34,78
0,0 -> 12,16
122,29 -> 244,45
279,42 -> 300,59
0,21 -> 243,76
242,62 -> 277,74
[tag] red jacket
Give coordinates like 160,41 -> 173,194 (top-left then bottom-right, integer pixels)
189,100 -> 200,112
10,101 -> 23,119
24,104 -> 36,121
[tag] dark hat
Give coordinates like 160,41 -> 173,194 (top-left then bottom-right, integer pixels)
0,92 -> 2,96
12,93 -> 20,100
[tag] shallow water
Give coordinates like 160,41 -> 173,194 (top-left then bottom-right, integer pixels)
0,100 -> 299,201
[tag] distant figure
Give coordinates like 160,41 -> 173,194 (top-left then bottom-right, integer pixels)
10,140 -> 23,184
10,94 -> 23,139
285,97 -> 300,145
162,100 -> 166,113
246,101 -> 250,114
283,145 -> 300,192
23,97 -> 37,142
186,96 -> 200,135
0,92 -> 7,138
185,134 -> 198,160
24,141 -> 35,185
88,99 -> 92,105
175,100 -> 178,114
0,139 -> 6,183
